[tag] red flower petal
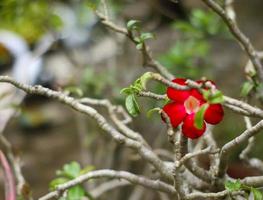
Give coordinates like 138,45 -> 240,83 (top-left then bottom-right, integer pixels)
167,78 -> 191,103
162,102 -> 186,128
190,89 -> 205,102
204,104 -> 224,125
182,114 -> 206,139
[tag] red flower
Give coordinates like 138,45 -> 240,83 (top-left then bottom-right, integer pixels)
162,78 -> 224,139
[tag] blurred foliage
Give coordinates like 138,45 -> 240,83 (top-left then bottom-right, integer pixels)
159,9 -> 230,79
0,0 -> 63,43
80,67 -> 120,99
49,161 -> 95,200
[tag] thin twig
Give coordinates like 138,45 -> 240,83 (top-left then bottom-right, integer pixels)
239,117 -> 263,172
217,119 -> 263,177
177,146 -> 219,168
95,9 -> 174,80
201,0 -> 263,81
185,189 -> 243,200
89,179 -> 130,198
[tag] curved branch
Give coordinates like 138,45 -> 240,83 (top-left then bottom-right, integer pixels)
217,119 -> 263,177
38,169 -> 177,200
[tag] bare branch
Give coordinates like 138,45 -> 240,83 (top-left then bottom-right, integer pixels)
89,179 -> 130,198
217,119 -> 263,177
241,176 -> 263,187
38,169 -> 177,200
137,91 -> 167,100
240,117 -> 263,172
223,0 -> 236,21
177,146 -> 219,168
201,0 -> 263,80
224,96 -> 263,118
240,117 -> 254,161
185,190 -> 243,200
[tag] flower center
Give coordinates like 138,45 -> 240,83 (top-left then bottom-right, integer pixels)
184,96 -> 200,114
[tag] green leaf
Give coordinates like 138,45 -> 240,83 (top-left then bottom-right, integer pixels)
140,32 -> 155,42
194,103 -> 209,129
133,78 -> 143,91
131,85 -> 142,93
58,162 -> 81,179
67,185 -> 85,200
209,90 -> 224,104
120,87 -> 132,95
203,90 -> 224,104
127,20 -> 140,31
49,178 -> 69,190
146,108 -> 160,118
140,72 -> 152,90
125,94 -> 140,117
241,81 -> 254,97
251,188 -> 263,200
136,43 -> 143,50
79,165 -> 95,175
64,87 -> 83,97
225,180 -> 241,192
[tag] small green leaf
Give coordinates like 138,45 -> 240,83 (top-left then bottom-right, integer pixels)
67,185 -> 85,200
49,178 -> 69,190
203,90 -> 224,104
225,180 -> 241,192
140,32 -> 155,42
127,20 -> 140,31
134,37 -> 141,43
133,78 -> 143,91
241,81 -> 254,97
194,103 -> 208,129
251,188 -> 263,200
58,162 -> 81,179
140,72 -> 152,90
64,87 -> 83,97
125,94 -> 140,117
209,90 -> 224,104
120,87 -> 132,95
136,43 -> 143,50
131,85 -> 142,93
79,165 -> 95,175
146,108 -> 160,118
